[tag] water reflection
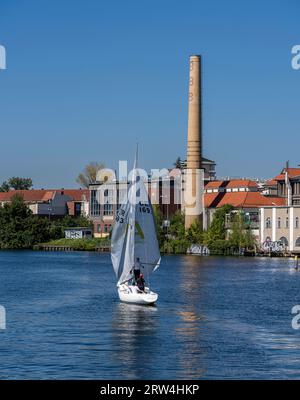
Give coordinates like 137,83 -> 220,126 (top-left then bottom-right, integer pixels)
111,303 -> 159,379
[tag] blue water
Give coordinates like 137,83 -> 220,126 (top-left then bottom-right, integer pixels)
0,251 -> 300,379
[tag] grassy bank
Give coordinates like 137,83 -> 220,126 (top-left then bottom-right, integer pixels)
38,238 -> 110,251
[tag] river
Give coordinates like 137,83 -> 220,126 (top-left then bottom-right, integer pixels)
0,251 -> 299,379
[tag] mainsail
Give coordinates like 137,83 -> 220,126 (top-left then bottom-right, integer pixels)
111,157 -> 161,286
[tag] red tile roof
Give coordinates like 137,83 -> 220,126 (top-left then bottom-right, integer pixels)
0,190 -> 55,202
225,179 -> 258,189
274,168 -> 300,181
212,192 -> 285,208
204,193 -> 220,208
265,179 -> 277,186
0,189 -> 89,203
205,180 -> 226,189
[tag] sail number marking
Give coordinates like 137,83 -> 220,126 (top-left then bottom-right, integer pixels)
116,208 -> 126,223
139,202 -> 151,214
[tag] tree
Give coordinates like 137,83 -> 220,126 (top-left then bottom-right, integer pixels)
0,181 -> 10,192
173,156 -> 182,169
0,177 -> 33,191
204,204 -> 233,246
229,211 -> 256,252
186,219 -> 203,244
76,162 -> 105,188
50,215 -> 93,239
0,195 -> 51,249
7,177 -> 33,190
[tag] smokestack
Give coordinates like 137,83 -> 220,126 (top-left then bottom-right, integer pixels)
184,55 -> 203,230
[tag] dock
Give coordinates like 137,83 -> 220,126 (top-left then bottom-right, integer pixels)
33,245 -> 111,252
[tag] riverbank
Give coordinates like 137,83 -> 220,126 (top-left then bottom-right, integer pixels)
34,238 -> 110,252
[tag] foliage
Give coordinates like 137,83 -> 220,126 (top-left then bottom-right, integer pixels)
0,177 -> 33,192
228,212 -> 256,251
40,237 -> 110,251
0,195 -> 51,249
186,219 -> 204,245
50,215 -> 94,239
173,156 -> 183,169
204,204 -> 233,246
76,162 -> 105,188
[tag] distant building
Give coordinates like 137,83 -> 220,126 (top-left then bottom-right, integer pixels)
178,156 -> 216,182
89,177 -> 181,237
259,165 -> 300,252
0,189 -> 89,218
203,179 -> 284,238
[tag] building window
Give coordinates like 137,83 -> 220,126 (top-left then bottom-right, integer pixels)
266,217 -> 271,229
103,189 -> 114,216
90,190 -> 101,217
279,236 -> 288,246
104,224 -> 111,233
277,217 -> 281,229
286,217 -> 289,229
296,237 -> 300,247
97,224 -> 101,233
75,202 -> 81,216
103,203 -> 113,216
296,217 -> 299,229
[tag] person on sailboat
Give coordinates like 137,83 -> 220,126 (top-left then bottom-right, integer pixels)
132,257 -> 143,281
136,273 -> 145,292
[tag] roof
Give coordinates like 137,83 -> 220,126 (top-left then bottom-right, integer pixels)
274,168 -> 300,181
0,189 -> 89,203
205,180 -> 227,189
212,192 -> 285,208
53,189 -> 89,201
0,190 -> 55,202
225,179 -> 258,189
265,179 -> 277,186
205,179 -> 258,190
204,193 -> 220,208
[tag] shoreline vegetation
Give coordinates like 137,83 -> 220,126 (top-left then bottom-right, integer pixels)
0,195 -> 258,255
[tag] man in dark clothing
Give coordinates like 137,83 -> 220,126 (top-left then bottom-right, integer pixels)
133,257 -> 142,281
136,273 -> 145,292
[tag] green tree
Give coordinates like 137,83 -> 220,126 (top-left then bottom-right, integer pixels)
50,215 -> 93,239
7,177 -> 33,190
173,156 -> 183,169
186,219 -> 203,244
0,177 -> 33,192
0,181 -> 10,192
0,195 -> 51,249
204,204 -> 233,246
76,162 -> 105,188
229,211 -> 256,252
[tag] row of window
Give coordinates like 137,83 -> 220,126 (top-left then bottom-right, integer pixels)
265,236 -> 300,247
265,217 -> 300,229
96,224 -> 112,234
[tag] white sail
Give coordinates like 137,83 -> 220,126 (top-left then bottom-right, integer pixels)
111,154 -> 160,286
133,176 -> 161,277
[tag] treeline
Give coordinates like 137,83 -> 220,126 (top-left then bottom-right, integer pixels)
0,195 -> 92,249
154,204 -> 257,255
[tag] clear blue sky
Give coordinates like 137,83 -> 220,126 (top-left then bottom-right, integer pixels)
0,0 -> 299,187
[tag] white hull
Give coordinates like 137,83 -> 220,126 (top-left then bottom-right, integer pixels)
118,284 -> 158,305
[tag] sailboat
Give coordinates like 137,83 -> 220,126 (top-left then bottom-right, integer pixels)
111,150 -> 161,305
